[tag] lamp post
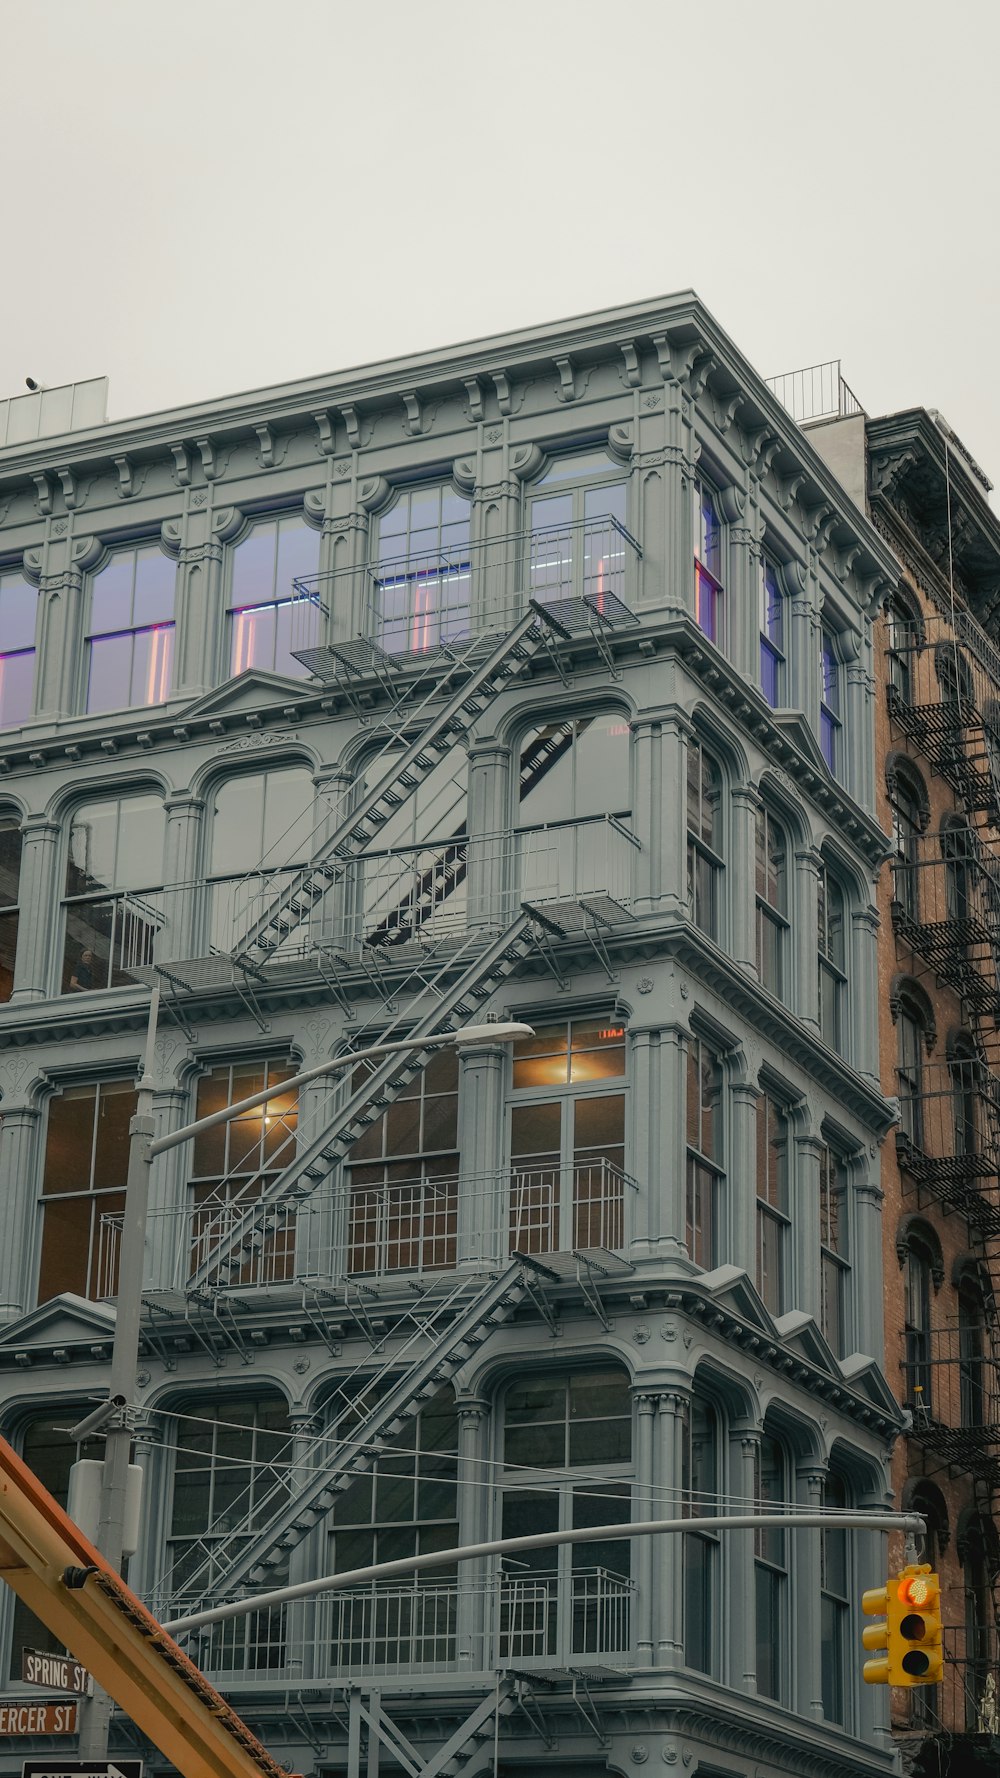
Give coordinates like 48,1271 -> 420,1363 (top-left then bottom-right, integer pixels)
74,1008 -> 534,1759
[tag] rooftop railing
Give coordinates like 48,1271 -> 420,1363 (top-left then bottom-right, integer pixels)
765,360 -> 865,425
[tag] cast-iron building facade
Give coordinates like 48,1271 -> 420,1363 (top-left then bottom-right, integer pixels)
0,297 -> 901,1778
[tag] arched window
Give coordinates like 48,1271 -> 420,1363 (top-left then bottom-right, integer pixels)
683,1394 -> 720,1674
693,477 -> 724,644
86,541 -> 177,713
11,1413 -> 104,1670
756,1091 -> 789,1314
817,863 -> 847,1053
62,791 -> 166,992
500,1368 -> 632,1664
206,765 -> 316,956
888,764 -> 927,922
755,806 -> 788,999
903,1234 -> 935,1417
374,486 -> 471,652
759,558 -> 786,707
686,739 -> 723,938
821,1470 -> 850,1723
819,1142 -> 849,1357
228,512 -> 321,676
950,1035 -> 983,1166
190,1058 -> 300,1288
960,1517 -> 995,1731
518,712 -> 632,908
755,1433 -> 788,1700
508,1018 -> 627,1257
0,567 -> 39,727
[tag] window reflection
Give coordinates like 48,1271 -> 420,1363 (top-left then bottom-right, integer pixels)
38,1080 -> 138,1302
228,515 -> 321,679
87,545 -> 176,714
374,487 -> 471,654
62,793 -> 166,992
0,570 -> 38,727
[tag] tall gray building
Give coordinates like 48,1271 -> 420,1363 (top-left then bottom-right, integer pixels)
0,297 -> 902,1778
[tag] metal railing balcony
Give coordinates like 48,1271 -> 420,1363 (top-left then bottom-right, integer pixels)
160,1568 -> 634,1683
895,1058 -> 1000,1233
890,830 -> 1000,1015
765,360 -> 864,425
901,1323 -> 1000,1459
97,1159 -> 637,1298
62,885 -> 168,994
886,613 -> 1000,814
206,815 -> 638,963
292,512 -> 641,661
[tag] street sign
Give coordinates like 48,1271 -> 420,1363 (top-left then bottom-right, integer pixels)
20,1656 -> 91,1698
0,1704 -> 78,1736
22,1765 -> 142,1778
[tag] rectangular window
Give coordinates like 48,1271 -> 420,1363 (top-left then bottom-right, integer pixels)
756,1094 -> 788,1314
686,740 -> 722,939
38,1080 -> 137,1303
693,480 -> 723,644
755,808 -> 788,999
686,1037 -> 723,1267
0,569 -> 38,726
375,487 -> 472,653
754,1438 -> 786,1701
87,544 -> 176,714
818,867 -> 847,1053
683,1397 -> 719,1674
759,560 -> 785,707
228,514 -> 321,678
63,793 -> 166,993
820,631 -> 842,774
349,1049 -> 460,1274
509,1021 -> 628,1256
820,1144 -> 849,1357
528,450 -> 629,611
821,1474 -> 850,1723
0,817 -> 21,1002
189,1059 -> 299,1288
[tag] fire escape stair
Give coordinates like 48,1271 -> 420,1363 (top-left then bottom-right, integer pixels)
230,608 -> 562,972
185,911 -> 540,1293
169,1262 -> 532,1603
418,1681 -> 519,1778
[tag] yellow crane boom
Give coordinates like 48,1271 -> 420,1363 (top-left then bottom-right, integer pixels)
0,1435 -> 293,1778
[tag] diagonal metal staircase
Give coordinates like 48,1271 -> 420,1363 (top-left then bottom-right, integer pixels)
419,1681 -> 518,1778
187,912 -> 540,1292
166,1262 -> 533,1603
230,608 -> 561,971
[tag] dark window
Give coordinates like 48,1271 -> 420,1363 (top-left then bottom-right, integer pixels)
760,559 -> 785,706
754,1436 -> 787,1700
375,486 -> 472,652
693,479 -> 723,644
820,1145 -> 849,1358
0,817 -> 21,1001
890,772 -> 925,921
328,1386 -> 459,1582
896,1007 -> 925,1149
63,793 -> 166,993
190,1060 -> 299,1288
686,1037 -> 723,1267
228,514 -> 321,677
38,1079 -> 137,1303
886,596 -> 917,703
818,866 -> 846,1053
903,1241 -> 933,1416
821,1471 -> 850,1723
756,1094 -> 788,1314
686,740 -> 723,939
0,568 -> 38,726
87,544 -> 176,713
683,1396 -> 720,1674
958,1283 -> 987,1428
820,631 -> 842,774
755,807 -> 788,998
509,1020 -> 627,1255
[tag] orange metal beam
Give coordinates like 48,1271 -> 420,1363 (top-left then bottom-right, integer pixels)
0,1436 -> 292,1778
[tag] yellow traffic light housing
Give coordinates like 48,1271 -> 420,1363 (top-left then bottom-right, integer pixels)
862,1566 -> 942,1686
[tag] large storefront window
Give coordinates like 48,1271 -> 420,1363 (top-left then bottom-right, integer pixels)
38,1080 -> 136,1303
9,1417 -> 103,1676
63,793 -> 166,993
509,1019 -> 627,1254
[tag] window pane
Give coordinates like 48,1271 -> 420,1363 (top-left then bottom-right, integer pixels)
0,574 -> 38,651
114,796 -> 166,888
130,624 -> 174,706
87,632 -> 133,714
231,603 -> 276,676
0,649 -> 35,726
231,524 -> 278,606
133,548 -> 176,625
90,556 -> 134,634
275,518 -> 320,597
93,1083 -> 138,1187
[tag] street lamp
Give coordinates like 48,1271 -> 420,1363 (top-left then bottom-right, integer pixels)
74,1003 -> 534,1757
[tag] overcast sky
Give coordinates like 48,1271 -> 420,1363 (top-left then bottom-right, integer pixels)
3,0 -> 997,493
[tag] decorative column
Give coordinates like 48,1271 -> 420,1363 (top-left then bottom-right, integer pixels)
311,767 -> 352,949
729,1423 -> 760,1693
729,784 -> 761,977
632,1389 -> 658,1667
792,845 -> 823,1031
729,1078 -> 760,1278
852,1162 -> 885,1363
793,1128 -> 824,1325
850,904 -> 881,1084
454,1397 -> 490,1668
161,793 -> 205,964
845,642 -> 876,811
653,1389 -> 688,1666
457,1042 -> 507,1267
26,534 -> 100,720
726,502 -> 759,685
285,1411 -> 319,1683
633,707 -> 692,918
465,741 -> 512,930
125,1411 -> 160,1602
786,564 -> 821,725
144,1080 -> 191,1294
795,1461 -> 828,1721
0,1100 -> 41,1319
10,816 -> 62,1002
628,1023 -> 688,1261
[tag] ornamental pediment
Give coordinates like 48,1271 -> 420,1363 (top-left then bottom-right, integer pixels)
0,1293 -> 116,1353
769,709 -> 829,776
176,670 -> 316,721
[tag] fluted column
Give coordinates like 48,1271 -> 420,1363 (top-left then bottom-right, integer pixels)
126,1412 -> 160,1601
792,845 -> 823,1031
11,816 -> 61,1001
455,1397 -> 489,1667
727,518 -> 759,684
787,569 -> 821,724
729,784 -> 760,976
729,1424 -> 760,1693
795,1462 -> 827,1721
0,1104 -> 41,1318
457,1042 -> 506,1266
793,1131 -> 824,1324
845,648 -> 876,810
629,1022 -> 688,1261
730,1079 -> 760,1278
654,1390 -> 687,1664
171,516 -> 221,699
161,794 -> 204,963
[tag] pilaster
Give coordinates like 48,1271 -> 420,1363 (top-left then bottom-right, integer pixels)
628,1022 -> 688,1261
11,816 -> 61,1002
632,1389 -> 657,1667
653,1389 -> 687,1664
729,784 -> 761,975
455,1396 -> 489,1667
792,845 -> 823,1031
457,1042 -> 506,1266
849,904 -> 881,1082
729,1424 -> 760,1693
465,741 -> 512,929
730,1079 -> 761,1277
852,1167 -> 885,1362
161,794 -> 205,963
0,1103 -> 41,1319
795,1461 -> 828,1721
793,1131 -> 824,1325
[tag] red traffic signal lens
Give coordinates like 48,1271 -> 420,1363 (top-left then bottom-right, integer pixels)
899,1575 -> 933,1608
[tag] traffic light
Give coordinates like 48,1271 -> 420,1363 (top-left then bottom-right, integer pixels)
862,1565 -> 943,1686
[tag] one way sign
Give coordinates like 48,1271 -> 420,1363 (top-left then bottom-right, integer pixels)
22,1763 -> 143,1778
